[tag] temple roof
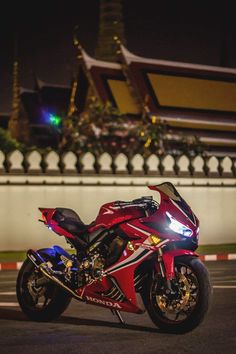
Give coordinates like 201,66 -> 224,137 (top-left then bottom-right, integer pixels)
78,48 -> 141,115
34,78 -> 71,115
76,43 -> 236,154
35,78 -> 70,90
119,44 -> 236,116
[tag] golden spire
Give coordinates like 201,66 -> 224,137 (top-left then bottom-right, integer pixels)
67,78 -> 78,117
8,38 -> 29,143
73,26 -> 100,104
95,0 -> 126,62
11,60 -> 20,122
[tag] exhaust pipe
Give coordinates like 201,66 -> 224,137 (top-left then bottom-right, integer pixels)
27,249 -> 83,301
27,249 -> 46,268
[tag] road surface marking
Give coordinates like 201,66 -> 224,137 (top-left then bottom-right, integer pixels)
0,302 -> 19,307
213,280 -> 236,283
0,292 -> 16,295
213,285 -> 236,289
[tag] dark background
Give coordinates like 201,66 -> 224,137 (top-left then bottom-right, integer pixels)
1,0 -> 236,112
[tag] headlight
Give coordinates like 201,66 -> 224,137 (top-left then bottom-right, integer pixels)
166,212 -> 193,237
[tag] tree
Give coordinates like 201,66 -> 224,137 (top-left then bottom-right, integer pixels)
138,114 -> 169,156
60,100 -> 206,157
0,127 -> 22,153
60,98 -> 138,154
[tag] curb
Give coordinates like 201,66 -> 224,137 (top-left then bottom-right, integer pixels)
0,262 -> 23,271
199,254 -> 236,261
0,254 -> 236,271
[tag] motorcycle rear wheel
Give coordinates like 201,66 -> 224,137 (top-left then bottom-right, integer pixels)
16,256 -> 72,322
144,256 -> 212,333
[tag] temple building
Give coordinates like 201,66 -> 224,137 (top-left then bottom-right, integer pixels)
3,0 -> 236,156
65,40 -> 236,156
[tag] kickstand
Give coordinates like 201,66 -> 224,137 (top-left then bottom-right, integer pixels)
111,309 -> 125,325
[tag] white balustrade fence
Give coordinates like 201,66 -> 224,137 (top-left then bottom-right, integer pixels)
0,149 -> 235,177
0,149 -> 236,250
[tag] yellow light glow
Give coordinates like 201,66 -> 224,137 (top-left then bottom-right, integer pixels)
144,137 -> 152,148
151,115 -> 157,124
149,235 -> 161,245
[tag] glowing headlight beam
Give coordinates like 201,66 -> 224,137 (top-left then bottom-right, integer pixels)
166,211 -> 193,237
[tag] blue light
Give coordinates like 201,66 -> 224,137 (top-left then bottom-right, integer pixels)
42,110 -> 61,127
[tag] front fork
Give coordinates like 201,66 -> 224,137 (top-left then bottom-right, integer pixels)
156,248 -> 174,293
156,247 -> 198,289
157,248 -> 165,278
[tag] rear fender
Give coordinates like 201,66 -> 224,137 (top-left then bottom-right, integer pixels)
39,208 -> 55,224
162,249 -> 198,280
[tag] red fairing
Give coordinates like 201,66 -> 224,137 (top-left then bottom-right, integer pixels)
143,185 -> 200,242
76,238 -> 153,313
89,201 -> 146,232
39,208 -> 55,223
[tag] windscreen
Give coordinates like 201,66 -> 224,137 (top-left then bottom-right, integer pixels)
151,182 -> 196,224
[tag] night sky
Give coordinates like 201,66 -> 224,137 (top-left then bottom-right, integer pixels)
1,0 -> 236,112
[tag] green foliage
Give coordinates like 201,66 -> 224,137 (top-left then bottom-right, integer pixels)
180,135 -> 207,157
138,115 -> 169,155
137,115 -> 206,157
60,99 -> 206,157
0,127 -> 22,153
60,99 -> 138,154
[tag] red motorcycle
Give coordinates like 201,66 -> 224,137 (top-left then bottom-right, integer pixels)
17,182 -> 212,333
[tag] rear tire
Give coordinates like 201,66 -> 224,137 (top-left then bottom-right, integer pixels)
16,256 -> 72,322
143,256 -> 212,333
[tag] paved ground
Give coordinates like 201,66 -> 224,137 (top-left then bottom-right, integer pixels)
0,261 -> 235,354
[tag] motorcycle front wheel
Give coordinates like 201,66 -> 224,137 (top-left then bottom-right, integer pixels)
16,256 -> 71,322
144,256 -> 212,333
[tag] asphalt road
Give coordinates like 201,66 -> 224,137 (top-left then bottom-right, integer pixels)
0,261 -> 236,354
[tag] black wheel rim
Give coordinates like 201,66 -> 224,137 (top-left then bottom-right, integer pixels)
151,263 -> 199,323
19,262 -> 55,311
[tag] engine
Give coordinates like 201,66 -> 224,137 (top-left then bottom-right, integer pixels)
78,252 -> 105,284
77,233 -> 127,286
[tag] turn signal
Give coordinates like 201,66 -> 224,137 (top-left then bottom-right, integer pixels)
127,241 -> 135,252
149,235 -> 162,245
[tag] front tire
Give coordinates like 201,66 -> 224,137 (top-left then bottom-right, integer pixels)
16,256 -> 72,322
144,256 -> 212,333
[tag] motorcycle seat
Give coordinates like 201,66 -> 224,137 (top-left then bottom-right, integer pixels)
53,208 -> 90,237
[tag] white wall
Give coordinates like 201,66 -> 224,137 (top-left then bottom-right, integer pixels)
0,177 -> 235,250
